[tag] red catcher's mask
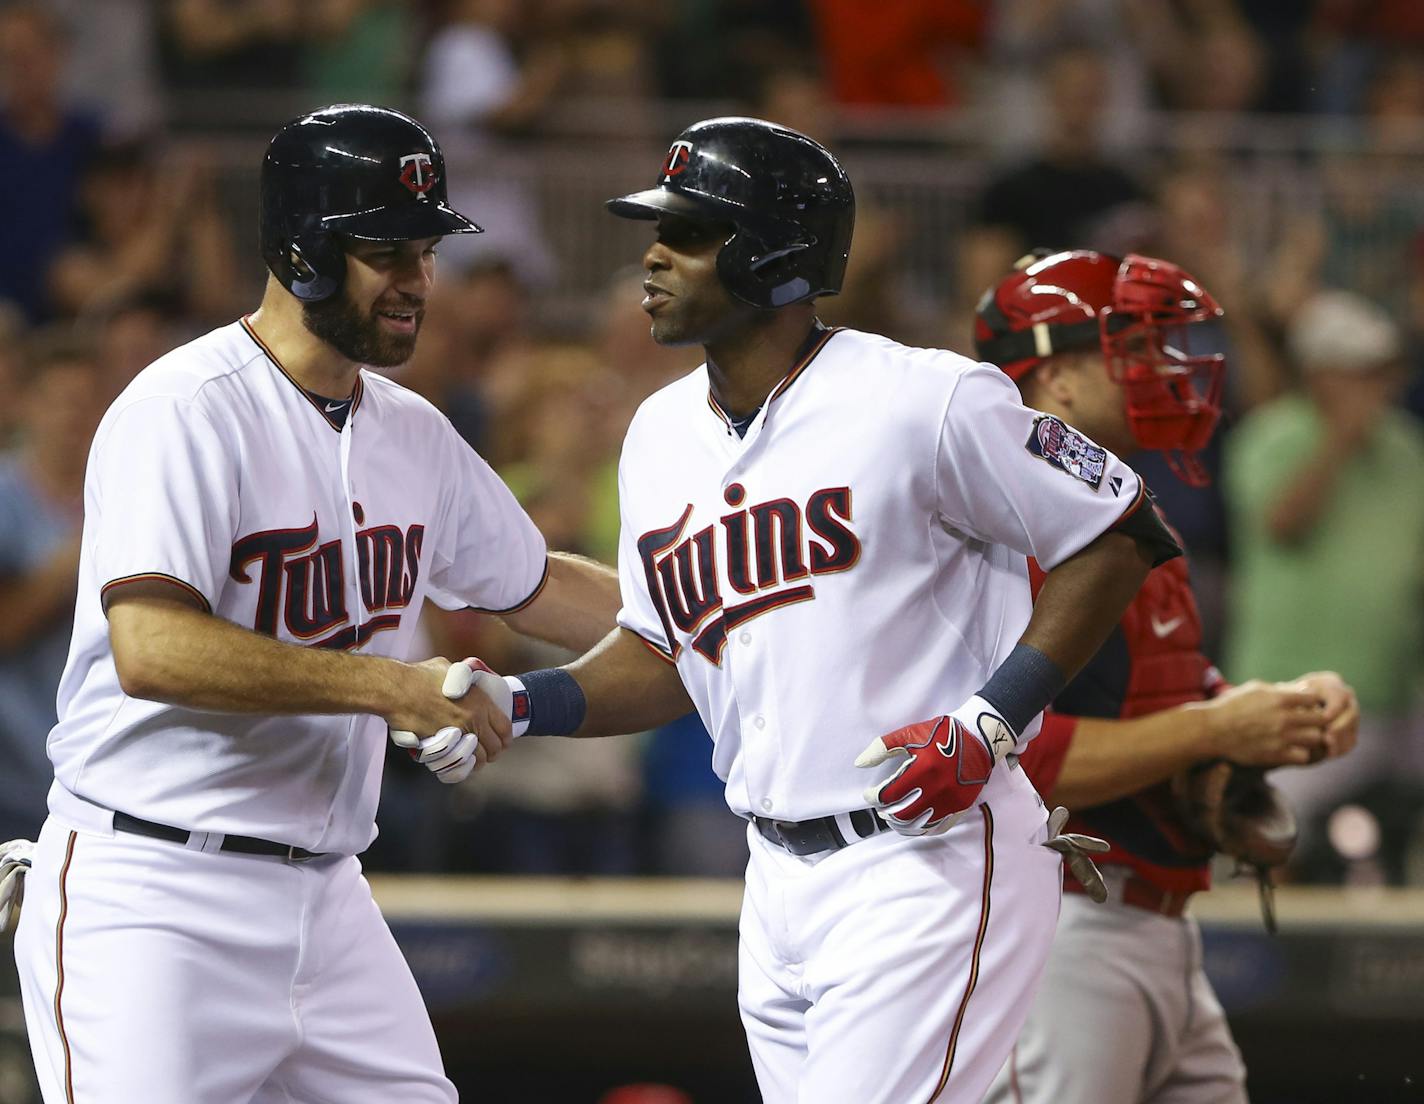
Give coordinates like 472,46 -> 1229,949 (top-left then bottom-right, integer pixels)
974,250 -> 1226,486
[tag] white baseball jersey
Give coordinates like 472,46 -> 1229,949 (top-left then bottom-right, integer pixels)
615,326 -> 1146,823
46,318 -> 547,856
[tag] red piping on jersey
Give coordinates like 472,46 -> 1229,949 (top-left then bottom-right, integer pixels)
630,628 -> 679,665
240,316 -> 365,430
100,573 -> 212,614
705,325 -> 842,429
55,830 -> 77,1104
469,557 -> 550,615
926,803 -> 995,1103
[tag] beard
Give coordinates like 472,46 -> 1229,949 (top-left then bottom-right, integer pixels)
301,290 -> 422,368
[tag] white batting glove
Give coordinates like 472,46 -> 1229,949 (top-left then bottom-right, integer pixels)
390,660 -> 524,784
0,838 -> 35,934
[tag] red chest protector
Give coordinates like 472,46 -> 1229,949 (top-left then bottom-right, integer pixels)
1027,544 -> 1221,893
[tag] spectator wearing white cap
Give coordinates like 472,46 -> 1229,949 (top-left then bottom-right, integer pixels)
1223,289 -> 1424,871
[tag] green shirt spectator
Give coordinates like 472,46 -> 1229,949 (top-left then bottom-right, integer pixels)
1224,291 -> 1424,718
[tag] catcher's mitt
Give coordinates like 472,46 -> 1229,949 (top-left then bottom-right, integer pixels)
1172,762 -> 1297,932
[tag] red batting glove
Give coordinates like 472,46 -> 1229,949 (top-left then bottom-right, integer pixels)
855,695 -> 1015,835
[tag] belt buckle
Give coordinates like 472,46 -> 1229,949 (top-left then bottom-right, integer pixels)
772,821 -> 798,848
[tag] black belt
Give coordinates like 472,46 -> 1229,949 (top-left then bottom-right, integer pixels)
754,808 -> 888,856
113,812 -> 324,863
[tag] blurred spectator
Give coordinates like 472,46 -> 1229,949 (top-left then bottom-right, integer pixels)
980,0 -> 1154,155
1139,0 -> 1267,114
419,0 -> 558,282
1223,291 -> 1424,860
1153,161 -> 1286,411
90,293 -> 191,397
46,141 -> 242,324
806,0 -> 986,109
956,45 -> 1154,348
654,0 -> 812,101
0,332 -> 108,842
0,303 -> 26,445
51,0 -> 163,137
1308,0 -> 1424,115
302,0 -> 415,105
1263,54 -> 1424,333
162,0 -> 304,97
0,1 -> 101,321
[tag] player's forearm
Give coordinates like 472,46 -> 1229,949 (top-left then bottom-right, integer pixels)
501,552 -> 620,653
1048,705 -> 1220,809
1023,530 -> 1154,685
563,627 -> 694,738
108,596 -> 411,718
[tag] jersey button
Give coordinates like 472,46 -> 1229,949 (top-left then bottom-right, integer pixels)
761,798 -> 773,812
753,715 -> 766,730
739,631 -> 752,645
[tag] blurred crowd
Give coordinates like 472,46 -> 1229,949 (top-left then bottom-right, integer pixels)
2,0 -> 1424,885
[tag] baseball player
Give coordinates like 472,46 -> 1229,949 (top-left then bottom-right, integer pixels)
973,250 -> 1360,1104
8,104 -> 619,1104
449,118 -> 1181,1104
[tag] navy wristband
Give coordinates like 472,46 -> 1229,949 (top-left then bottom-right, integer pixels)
977,643 -> 1066,736
518,667 -> 587,737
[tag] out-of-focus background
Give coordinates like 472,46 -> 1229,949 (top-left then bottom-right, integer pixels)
1,1 -> 1423,1101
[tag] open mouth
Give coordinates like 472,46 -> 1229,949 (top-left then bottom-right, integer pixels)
376,307 -> 421,333
642,283 -> 672,312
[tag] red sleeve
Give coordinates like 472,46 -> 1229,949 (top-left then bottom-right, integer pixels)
1017,711 -> 1076,798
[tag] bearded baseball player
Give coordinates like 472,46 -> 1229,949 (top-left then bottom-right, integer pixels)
974,250 -> 1360,1104
438,118 -> 1179,1104
5,104 -> 618,1103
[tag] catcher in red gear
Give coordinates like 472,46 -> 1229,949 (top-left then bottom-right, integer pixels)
977,250 -> 1358,1104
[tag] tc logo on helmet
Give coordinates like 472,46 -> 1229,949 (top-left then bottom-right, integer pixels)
661,141 -> 694,180
399,152 -> 437,196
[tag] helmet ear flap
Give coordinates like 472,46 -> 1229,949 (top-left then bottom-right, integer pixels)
717,227 -> 816,308
281,234 -> 345,302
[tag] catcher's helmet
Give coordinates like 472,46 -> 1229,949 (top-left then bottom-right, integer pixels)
975,250 -> 1226,486
260,104 -> 481,302
607,117 -> 854,309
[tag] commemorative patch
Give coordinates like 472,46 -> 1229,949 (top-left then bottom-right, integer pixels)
1026,415 -> 1106,490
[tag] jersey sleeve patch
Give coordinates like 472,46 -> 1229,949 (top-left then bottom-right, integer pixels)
1025,415 -> 1106,490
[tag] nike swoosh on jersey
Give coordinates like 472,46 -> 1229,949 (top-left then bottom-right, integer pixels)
325,401 -> 349,413
1151,615 -> 1185,638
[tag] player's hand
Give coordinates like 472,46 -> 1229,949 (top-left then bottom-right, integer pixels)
854,695 -> 1016,836
0,838 -> 35,934
1290,671 -> 1359,760
1197,679 -> 1327,768
385,657 -> 513,782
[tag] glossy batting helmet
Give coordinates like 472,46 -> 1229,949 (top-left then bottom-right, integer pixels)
975,250 -> 1226,486
607,117 -> 855,309
260,104 -> 481,302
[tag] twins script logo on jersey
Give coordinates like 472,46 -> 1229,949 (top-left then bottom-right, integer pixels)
638,484 -> 861,664
1026,415 -> 1106,490
661,140 -> 694,180
229,512 -> 424,649
399,152 -> 436,196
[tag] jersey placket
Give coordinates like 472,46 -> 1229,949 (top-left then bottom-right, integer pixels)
716,407 -> 783,820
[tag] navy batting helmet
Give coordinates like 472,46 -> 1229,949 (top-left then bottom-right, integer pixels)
260,104 -> 481,302
607,117 -> 855,309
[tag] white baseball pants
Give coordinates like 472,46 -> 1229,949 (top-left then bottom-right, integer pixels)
14,815 -> 456,1104
984,884 -> 1248,1104
739,769 -> 1062,1104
